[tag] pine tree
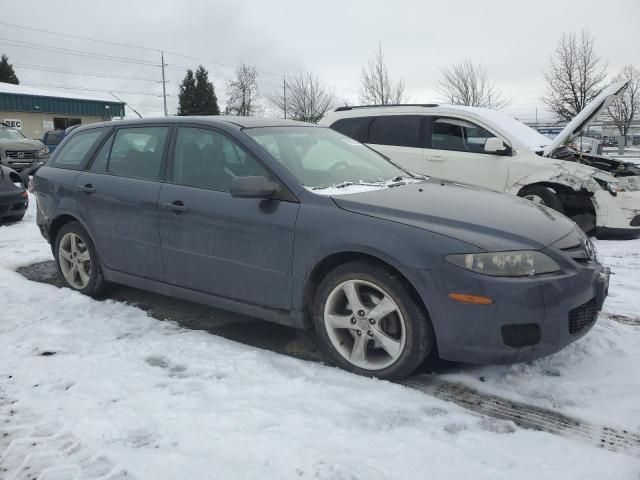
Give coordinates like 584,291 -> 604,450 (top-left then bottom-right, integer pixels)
194,65 -> 220,115
178,69 -> 197,115
0,55 -> 19,84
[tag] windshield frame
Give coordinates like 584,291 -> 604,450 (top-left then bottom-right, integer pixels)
242,125 -> 418,192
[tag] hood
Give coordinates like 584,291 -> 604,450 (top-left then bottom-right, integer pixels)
0,138 -> 43,151
542,80 -> 629,157
332,179 -> 576,251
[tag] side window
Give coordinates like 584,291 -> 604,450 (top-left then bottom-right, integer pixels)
368,116 -> 422,148
90,133 -> 114,172
107,127 -> 169,180
173,127 -> 269,192
51,129 -> 104,169
431,118 -> 497,154
330,117 -> 373,143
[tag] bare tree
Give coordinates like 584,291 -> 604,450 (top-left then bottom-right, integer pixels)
607,65 -> 639,145
437,59 -> 510,109
225,63 -> 260,116
271,71 -> 335,123
542,31 -> 608,121
360,44 -> 407,105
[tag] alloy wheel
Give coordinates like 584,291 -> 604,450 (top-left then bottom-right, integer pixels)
58,232 -> 92,289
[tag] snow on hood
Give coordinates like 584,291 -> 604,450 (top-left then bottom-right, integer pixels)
542,80 -> 629,157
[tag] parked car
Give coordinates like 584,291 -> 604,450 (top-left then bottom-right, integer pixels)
321,81 -> 640,238
41,130 -> 67,154
0,165 -> 29,223
33,117 -> 609,379
0,123 -> 49,171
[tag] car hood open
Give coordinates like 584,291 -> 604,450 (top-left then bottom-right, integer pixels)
542,80 -> 629,157
331,179 -> 576,251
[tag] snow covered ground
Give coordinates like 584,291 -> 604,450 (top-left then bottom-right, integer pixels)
1,196 -> 639,479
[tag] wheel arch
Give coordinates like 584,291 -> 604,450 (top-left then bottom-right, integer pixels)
303,251 -> 433,335
49,213 -> 97,253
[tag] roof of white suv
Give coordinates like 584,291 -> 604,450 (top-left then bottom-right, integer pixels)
321,104 -> 553,152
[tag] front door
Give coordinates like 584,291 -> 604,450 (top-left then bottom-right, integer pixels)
76,125 -> 170,280
158,126 -> 299,310
423,116 -> 511,192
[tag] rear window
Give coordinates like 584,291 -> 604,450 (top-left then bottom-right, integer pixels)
51,129 -> 104,169
368,116 -> 422,148
330,117 -> 373,143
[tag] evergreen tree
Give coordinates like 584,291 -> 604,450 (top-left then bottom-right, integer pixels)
194,65 -> 220,115
0,55 -> 19,84
178,69 -> 197,115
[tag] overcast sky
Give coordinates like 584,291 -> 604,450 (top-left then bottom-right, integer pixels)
1,0 -> 638,122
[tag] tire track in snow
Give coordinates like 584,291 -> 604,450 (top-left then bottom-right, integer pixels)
401,377 -> 640,457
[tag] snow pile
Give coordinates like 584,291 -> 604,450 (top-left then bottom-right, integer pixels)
0,197 -> 638,479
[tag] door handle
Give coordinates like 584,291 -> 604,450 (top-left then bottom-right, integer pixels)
77,184 -> 95,194
160,201 -> 189,213
425,155 -> 444,162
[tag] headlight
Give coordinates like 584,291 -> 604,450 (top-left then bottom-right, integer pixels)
595,178 -> 625,195
37,147 -> 49,157
445,251 -> 561,277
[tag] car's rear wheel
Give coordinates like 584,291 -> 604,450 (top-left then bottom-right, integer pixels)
312,261 -> 434,379
518,185 -> 564,213
54,221 -> 105,296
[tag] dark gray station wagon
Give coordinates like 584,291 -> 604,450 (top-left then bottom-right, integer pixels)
33,117 -> 609,379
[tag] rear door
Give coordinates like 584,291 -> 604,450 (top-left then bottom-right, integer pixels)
366,115 -> 425,174
75,125 -> 171,281
424,116 -> 511,191
158,125 -> 299,310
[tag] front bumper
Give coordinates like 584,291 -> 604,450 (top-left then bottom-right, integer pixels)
408,259 -> 608,365
593,190 -> 640,237
0,189 -> 28,219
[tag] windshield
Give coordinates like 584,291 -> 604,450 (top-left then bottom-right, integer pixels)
0,127 -> 26,141
244,126 -> 412,191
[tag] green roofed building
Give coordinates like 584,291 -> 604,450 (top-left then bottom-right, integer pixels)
0,82 -> 125,140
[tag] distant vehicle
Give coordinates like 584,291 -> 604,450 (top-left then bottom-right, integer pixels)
0,165 -> 28,223
0,123 -> 49,171
41,130 -> 66,154
33,117 -> 608,379
322,81 -> 640,238
570,136 -> 603,155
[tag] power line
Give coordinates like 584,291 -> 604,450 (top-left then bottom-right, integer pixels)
13,63 -> 159,82
0,38 -> 159,66
21,82 -> 162,97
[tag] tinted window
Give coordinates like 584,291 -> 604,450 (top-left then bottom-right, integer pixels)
173,127 -> 268,191
431,118 -> 497,153
52,129 -> 104,168
368,116 -> 422,148
108,127 -> 168,180
45,131 -> 64,145
330,117 -> 373,143
90,134 -> 114,172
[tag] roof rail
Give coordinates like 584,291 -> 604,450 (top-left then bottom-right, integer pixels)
334,103 -> 439,112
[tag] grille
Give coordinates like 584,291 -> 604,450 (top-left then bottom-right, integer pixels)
569,298 -> 598,334
6,150 -> 37,160
502,323 -> 541,348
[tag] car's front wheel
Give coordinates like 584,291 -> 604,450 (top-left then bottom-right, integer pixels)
312,261 -> 434,379
54,221 -> 105,296
518,185 -> 564,213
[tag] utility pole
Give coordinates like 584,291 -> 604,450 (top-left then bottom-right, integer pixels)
160,51 -> 168,117
535,106 -> 538,127
283,76 -> 287,119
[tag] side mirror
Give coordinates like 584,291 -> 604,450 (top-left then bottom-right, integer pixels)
484,137 -> 507,153
230,176 -> 276,199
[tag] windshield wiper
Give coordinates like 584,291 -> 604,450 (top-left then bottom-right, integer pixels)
311,181 -> 355,191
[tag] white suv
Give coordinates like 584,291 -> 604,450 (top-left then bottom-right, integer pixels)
321,81 -> 640,237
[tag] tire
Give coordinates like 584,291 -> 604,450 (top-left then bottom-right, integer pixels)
3,214 -> 25,223
312,260 -> 434,379
518,185 -> 565,213
53,221 -> 105,296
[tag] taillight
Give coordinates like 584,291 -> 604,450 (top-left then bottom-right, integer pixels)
21,191 -> 28,199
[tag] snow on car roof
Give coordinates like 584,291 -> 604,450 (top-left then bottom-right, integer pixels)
0,82 -> 121,104
445,105 -> 552,151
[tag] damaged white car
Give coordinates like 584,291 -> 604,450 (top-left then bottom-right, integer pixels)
322,81 -> 639,237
